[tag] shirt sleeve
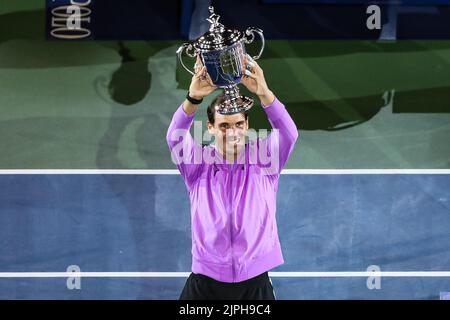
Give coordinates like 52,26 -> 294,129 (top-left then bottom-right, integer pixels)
259,97 -> 299,175
166,104 -> 203,188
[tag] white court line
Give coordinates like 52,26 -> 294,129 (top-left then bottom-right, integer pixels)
1,272 -> 450,278
0,169 -> 449,175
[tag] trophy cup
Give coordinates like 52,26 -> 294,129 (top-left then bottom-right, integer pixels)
176,6 -> 265,115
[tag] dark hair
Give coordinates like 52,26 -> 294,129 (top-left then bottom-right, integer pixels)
207,94 -> 249,124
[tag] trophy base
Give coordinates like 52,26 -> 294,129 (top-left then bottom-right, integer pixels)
217,95 -> 254,115
216,85 -> 254,115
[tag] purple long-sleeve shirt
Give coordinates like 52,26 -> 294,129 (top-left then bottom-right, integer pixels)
166,97 -> 298,282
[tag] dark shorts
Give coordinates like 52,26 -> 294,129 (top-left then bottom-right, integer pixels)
179,271 -> 276,300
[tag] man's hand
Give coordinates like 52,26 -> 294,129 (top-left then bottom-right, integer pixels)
240,54 -> 275,107
189,55 -> 217,100
183,56 -> 217,115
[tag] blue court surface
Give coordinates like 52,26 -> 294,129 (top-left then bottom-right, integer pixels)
0,173 -> 449,299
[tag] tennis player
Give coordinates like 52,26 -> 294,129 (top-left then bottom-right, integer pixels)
167,54 -> 298,300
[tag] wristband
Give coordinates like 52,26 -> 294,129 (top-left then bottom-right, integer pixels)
186,92 -> 203,105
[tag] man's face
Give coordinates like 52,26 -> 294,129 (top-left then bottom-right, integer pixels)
207,112 -> 248,154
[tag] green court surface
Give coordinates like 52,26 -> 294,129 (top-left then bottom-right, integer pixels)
1,5 -> 449,169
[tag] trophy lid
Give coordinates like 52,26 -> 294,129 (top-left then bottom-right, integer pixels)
193,6 -> 244,52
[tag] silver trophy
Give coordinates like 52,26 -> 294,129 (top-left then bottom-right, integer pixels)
177,6 -> 265,114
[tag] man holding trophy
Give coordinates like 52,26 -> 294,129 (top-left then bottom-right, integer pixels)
167,7 -> 298,300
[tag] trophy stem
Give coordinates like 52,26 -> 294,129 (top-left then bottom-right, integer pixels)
217,85 -> 254,115
224,85 -> 240,101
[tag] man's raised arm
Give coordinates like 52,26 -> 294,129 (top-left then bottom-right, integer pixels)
240,55 -> 299,174
166,99 -> 202,186
262,94 -> 299,173
166,56 -> 217,187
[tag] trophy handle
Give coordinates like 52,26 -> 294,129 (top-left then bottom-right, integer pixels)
243,27 -> 265,60
176,43 -> 197,76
